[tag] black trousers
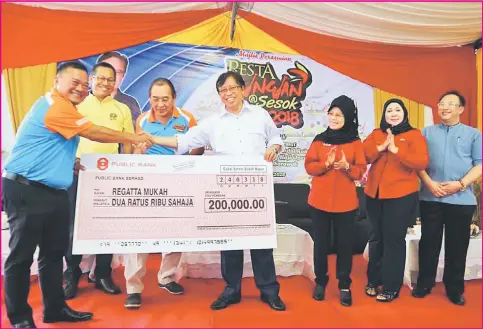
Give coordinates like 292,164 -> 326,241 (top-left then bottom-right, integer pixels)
310,206 -> 356,289
2,178 -> 69,325
366,192 -> 418,293
64,175 -> 112,281
221,249 -> 280,299
417,201 -> 475,295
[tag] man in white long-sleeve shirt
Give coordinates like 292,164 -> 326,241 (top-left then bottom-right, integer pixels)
148,71 -> 285,311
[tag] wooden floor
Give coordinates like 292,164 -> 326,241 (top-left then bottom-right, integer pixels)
1,254 -> 481,328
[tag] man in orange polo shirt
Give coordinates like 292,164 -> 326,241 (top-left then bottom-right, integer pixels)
123,78 -> 204,309
2,62 -> 153,328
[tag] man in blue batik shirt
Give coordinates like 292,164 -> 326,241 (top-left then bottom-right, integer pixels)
413,91 -> 482,306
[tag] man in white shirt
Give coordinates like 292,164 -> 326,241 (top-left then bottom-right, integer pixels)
147,71 -> 285,311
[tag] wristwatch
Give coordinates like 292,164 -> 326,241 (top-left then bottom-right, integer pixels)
459,179 -> 467,191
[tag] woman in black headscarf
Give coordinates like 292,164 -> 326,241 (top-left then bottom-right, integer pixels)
363,98 -> 429,302
305,95 -> 367,306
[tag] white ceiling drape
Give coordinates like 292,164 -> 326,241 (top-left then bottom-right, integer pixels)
251,2 -> 482,47
11,2 -> 482,47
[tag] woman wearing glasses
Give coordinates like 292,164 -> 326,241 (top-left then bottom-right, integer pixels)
305,95 -> 366,306
363,98 -> 428,302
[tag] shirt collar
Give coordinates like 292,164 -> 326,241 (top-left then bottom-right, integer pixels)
49,88 -> 65,101
438,122 -> 461,129
220,100 -> 251,118
87,93 -> 113,104
148,107 -> 180,123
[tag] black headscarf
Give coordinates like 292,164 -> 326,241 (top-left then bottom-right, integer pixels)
313,95 -> 360,145
380,98 -> 414,135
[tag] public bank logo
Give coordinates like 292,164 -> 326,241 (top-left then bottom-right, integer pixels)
97,158 -> 109,171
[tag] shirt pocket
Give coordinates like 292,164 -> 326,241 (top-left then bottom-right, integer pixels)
212,128 -> 233,154
455,138 -> 472,158
244,128 -> 267,151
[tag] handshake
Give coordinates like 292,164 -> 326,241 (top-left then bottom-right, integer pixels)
132,132 -> 154,154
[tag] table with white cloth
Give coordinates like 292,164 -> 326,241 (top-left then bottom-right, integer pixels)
173,224 -> 315,281
3,213 -> 315,282
363,225 -> 482,288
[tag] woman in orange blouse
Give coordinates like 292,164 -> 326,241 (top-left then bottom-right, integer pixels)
305,95 -> 367,307
363,98 -> 429,302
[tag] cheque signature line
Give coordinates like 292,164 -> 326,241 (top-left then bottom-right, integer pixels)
197,224 -> 270,229
92,216 -> 195,219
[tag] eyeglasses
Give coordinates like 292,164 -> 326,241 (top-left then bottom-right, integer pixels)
438,102 -> 460,108
218,85 -> 240,95
93,75 -> 116,84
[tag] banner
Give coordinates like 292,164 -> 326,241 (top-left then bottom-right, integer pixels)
77,42 -> 374,183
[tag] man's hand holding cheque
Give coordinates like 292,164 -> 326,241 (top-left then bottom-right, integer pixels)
264,145 -> 281,162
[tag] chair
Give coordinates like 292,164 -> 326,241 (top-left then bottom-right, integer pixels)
274,183 -> 370,254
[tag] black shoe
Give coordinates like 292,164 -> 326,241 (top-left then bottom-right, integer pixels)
125,293 -> 142,309
63,279 -> 79,300
210,295 -> 241,310
447,293 -> 465,306
376,290 -> 399,303
95,277 -> 121,295
365,284 -> 378,297
158,281 -> 184,295
260,295 -> 286,311
340,289 -> 352,307
12,320 -> 36,328
313,285 -> 325,301
43,305 -> 93,323
412,286 -> 432,298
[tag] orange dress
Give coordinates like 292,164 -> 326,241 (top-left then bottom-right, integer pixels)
363,129 -> 429,199
305,139 -> 367,213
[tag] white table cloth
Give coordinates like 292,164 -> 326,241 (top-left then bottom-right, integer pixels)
3,213 -> 315,283
174,224 -> 315,281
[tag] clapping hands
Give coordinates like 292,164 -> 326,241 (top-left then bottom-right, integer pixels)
377,129 -> 398,154
333,150 -> 349,170
325,147 -> 336,168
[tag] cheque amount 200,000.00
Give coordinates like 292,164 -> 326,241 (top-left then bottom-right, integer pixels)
204,198 -> 267,213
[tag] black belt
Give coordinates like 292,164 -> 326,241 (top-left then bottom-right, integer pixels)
2,172 -> 61,192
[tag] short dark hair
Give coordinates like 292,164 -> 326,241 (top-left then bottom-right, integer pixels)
439,90 -> 466,107
92,62 -> 116,79
97,51 -> 129,71
57,61 -> 88,75
149,78 -> 176,98
216,71 -> 246,92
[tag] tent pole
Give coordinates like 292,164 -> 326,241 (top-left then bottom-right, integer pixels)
230,2 -> 239,41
